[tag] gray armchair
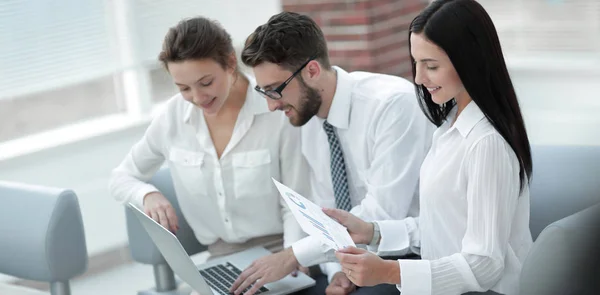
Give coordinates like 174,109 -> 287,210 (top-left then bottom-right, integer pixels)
125,167 -> 207,295
528,145 -> 600,240
519,145 -> 600,294
0,181 -> 88,295
520,203 -> 600,295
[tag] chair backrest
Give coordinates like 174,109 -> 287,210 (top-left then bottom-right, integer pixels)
125,167 -> 207,265
520,202 -> 600,295
0,181 -> 88,284
529,145 -> 600,240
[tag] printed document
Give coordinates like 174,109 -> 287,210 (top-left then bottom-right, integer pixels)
272,178 -> 356,250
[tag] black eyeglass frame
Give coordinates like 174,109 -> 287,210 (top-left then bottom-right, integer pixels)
254,55 -> 317,100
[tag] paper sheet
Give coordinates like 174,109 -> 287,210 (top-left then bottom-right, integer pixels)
272,178 -> 356,250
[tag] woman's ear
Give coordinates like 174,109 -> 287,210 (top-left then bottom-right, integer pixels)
227,53 -> 238,74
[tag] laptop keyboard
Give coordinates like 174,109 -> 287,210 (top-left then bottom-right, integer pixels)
199,262 -> 270,295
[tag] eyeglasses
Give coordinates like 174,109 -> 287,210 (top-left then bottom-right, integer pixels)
254,56 -> 316,100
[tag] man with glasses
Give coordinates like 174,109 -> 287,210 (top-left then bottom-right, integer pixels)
229,12 -> 434,295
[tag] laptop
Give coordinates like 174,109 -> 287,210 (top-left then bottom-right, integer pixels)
127,203 -> 315,295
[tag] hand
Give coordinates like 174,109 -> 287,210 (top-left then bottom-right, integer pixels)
323,208 -> 373,244
335,247 -> 400,287
230,247 -> 299,295
291,265 -> 310,277
325,272 -> 356,295
143,191 -> 179,233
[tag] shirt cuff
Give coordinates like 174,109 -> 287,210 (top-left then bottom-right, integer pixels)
291,236 -> 334,267
398,259 -> 431,295
319,262 -> 343,283
132,184 -> 160,208
375,220 -> 410,256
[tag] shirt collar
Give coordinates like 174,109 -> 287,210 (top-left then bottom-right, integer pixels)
448,100 -> 486,138
325,66 -> 354,129
182,73 -> 270,125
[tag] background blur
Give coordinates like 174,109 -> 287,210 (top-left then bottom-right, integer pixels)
1,0 -> 599,293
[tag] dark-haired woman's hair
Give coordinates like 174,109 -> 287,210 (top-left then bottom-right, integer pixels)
159,16 -> 235,70
409,0 -> 532,190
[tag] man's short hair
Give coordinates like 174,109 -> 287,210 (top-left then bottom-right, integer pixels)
241,11 -> 331,72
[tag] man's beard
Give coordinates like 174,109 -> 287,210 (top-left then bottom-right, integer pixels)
289,78 -> 322,127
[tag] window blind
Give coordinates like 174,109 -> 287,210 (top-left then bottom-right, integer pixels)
0,0 -> 116,99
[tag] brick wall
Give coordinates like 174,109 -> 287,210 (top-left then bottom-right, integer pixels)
282,0 -> 429,80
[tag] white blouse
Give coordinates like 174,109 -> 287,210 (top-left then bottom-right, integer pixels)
108,77 -> 309,248
372,101 -> 533,295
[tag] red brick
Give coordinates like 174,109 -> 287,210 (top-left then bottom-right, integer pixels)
376,54 -> 412,70
369,25 -> 410,41
328,14 -> 371,26
326,33 -> 366,42
281,0 -> 427,76
283,3 -> 351,13
329,49 -> 372,58
373,39 -> 409,56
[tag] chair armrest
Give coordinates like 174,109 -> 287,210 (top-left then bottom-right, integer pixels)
520,202 -> 600,295
0,181 -> 88,282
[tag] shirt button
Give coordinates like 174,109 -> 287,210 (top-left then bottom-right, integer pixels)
224,218 -> 229,223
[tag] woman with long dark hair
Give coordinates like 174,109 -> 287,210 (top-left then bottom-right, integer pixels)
323,1 -> 533,294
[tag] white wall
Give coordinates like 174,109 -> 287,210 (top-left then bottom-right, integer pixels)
508,55 -> 600,146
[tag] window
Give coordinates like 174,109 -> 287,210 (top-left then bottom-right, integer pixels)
0,0 -> 228,142
480,0 -> 600,55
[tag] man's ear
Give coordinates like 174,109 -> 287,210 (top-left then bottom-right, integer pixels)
303,59 -> 321,84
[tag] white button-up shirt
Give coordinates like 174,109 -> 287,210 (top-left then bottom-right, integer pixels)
373,101 -> 533,295
109,77 -> 309,248
291,67 -> 435,278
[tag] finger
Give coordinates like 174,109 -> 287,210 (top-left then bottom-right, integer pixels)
235,271 -> 262,295
291,269 -> 298,277
243,279 -> 266,295
165,207 -> 179,232
156,209 -> 171,232
326,286 -> 346,295
341,278 -> 350,288
343,267 -> 356,278
337,246 -> 366,255
335,252 -> 362,265
230,266 -> 253,293
322,208 -> 349,224
149,210 -> 160,224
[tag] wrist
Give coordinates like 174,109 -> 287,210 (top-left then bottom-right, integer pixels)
367,222 -> 381,246
143,191 -> 160,205
286,247 -> 300,268
361,222 -> 375,244
383,260 -> 401,285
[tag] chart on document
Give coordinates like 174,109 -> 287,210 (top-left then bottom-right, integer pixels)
272,179 -> 355,250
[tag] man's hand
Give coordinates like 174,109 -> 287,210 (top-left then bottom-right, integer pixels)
143,192 -> 178,233
230,247 -> 299,295
291,266 -> 310,277
335,246 -> 400,287
325,272 -> 356,295
322,208 -> 373,244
